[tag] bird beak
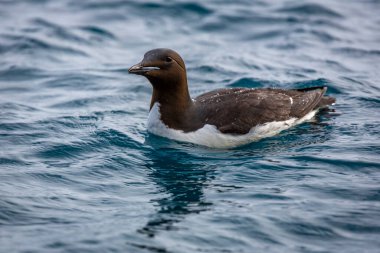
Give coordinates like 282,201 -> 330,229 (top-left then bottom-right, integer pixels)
128,62 -> 160,75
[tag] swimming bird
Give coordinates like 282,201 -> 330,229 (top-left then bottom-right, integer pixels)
129,48 -> 335,148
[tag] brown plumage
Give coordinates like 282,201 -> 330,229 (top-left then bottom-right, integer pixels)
129,48 -> 335,135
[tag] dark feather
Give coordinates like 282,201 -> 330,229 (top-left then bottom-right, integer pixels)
194,86 -> 334,134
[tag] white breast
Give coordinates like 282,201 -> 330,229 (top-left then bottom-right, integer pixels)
147,103 -> 317,148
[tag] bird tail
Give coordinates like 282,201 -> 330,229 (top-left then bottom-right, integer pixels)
296,86 -> 336,108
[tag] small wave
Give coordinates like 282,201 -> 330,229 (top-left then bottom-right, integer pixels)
227,77 -> 277,88
244,29 -> 285,41
42,73 -> 112,89
77,1 -> 212,16
0,199 -> 33,226
78,25 -> 116,40
0,34 -> 88,57
277,3 -> 343,18
95,128 -> 142,149
0,102 -> 39,112
49,95 -> 119,109
358,97 -> 380,106
0,157 -> 31,166
199,14 -> 300,32
0,198 -> 71,226
0,122 -> 38,132
324,215 -> 380,234
290,78 -> 342,95
31,18 -> 91,44
333,47 -> 380,57
309,29 -> 340,42
37,141 -> 97,159
274,219 -> 342,238
0,66 -> 49,81
289,155 -> 380,170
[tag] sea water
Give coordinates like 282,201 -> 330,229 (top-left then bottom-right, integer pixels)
1,1 -> 379,252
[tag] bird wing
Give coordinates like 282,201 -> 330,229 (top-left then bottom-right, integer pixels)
276,87 -> 328,117
195,88 -> 291,134
194,87 -> 328,134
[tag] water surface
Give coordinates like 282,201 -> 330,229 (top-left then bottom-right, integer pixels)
1,0 -> 380,252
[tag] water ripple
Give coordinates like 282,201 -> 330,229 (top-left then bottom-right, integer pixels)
1,0 -> 380,253
277,3 -> 343,18
0,34 -> 88,57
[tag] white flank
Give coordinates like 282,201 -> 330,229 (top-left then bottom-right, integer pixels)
147,103 -> 317,148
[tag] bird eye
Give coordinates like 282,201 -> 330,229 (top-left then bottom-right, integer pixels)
165,57 -> 173,63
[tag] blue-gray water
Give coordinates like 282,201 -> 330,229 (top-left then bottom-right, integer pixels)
1,0 -> 380,252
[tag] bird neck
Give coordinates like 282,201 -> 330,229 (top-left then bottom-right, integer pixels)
148,77 -> 197,131
149,79 -> 193,112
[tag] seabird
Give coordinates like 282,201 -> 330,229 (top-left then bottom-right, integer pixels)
129,48 -> 336,148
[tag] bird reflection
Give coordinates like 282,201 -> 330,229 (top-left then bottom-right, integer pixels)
139,138 -> 215,237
